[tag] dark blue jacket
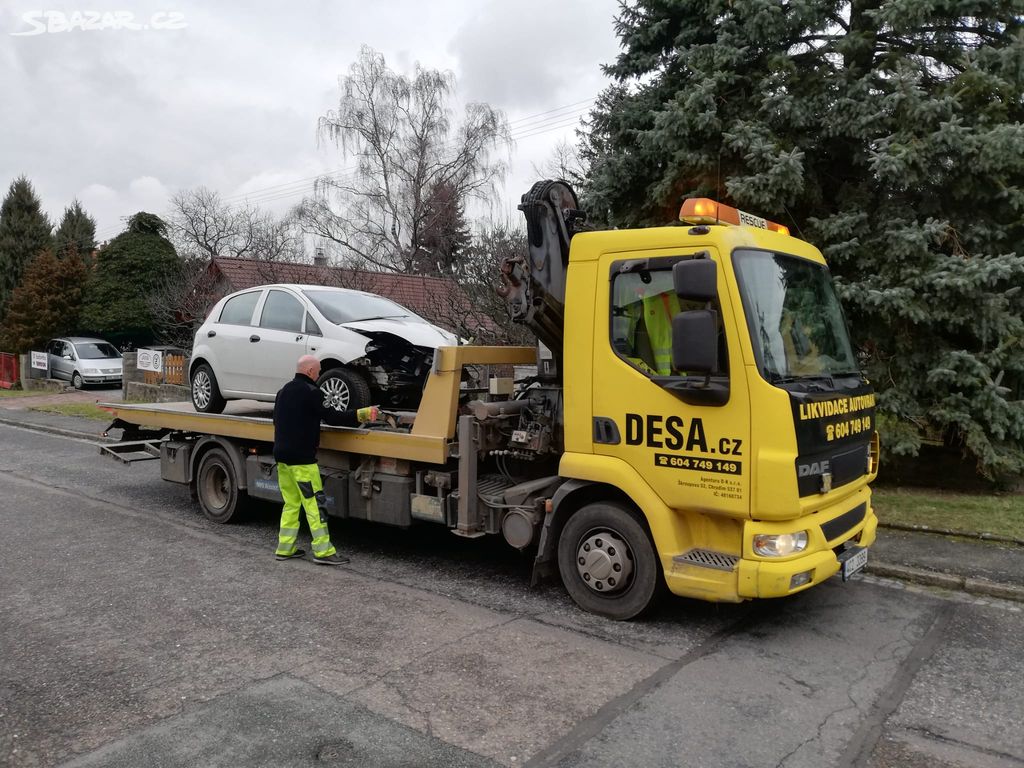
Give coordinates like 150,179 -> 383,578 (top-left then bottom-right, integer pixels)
272,374 -> 358,464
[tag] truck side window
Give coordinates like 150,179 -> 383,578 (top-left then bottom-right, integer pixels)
610,268 -> 727,377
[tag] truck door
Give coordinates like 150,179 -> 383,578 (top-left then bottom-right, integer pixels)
593,250 -> 751,518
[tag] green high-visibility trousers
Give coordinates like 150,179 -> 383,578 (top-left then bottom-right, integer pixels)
276,463 -> 337,558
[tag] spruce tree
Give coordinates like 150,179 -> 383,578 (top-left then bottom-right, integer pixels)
54,200 -> 97,260
0,248 -> 88,353
0,176 -> 52,320
582,2 -> 1024,480
80,212 -> 179,346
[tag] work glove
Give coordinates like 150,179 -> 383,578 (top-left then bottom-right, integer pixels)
356,405 -> 380,423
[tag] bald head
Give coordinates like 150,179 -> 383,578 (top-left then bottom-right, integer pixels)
296,355 -> 321,381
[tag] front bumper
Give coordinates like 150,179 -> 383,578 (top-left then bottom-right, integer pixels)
663,487 -> 877,602
82,374 -> 123,384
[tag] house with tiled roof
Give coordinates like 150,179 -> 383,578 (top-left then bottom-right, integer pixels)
205,256 -> 502,340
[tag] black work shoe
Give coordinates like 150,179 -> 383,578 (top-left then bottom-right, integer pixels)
275,549 -> 305,560
313,553 -> 350,566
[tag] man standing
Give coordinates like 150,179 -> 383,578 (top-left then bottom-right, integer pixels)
273,355 -> 377,565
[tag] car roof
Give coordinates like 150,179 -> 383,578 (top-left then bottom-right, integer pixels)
237,284 -> 377,297
55,337 -> 112,345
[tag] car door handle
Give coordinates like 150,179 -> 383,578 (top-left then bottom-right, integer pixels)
295,335 -> 304,342
207,330 -> 216,337
250,334 -> 260,343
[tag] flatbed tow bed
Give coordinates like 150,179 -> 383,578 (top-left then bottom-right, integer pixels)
99,344 -> 551,545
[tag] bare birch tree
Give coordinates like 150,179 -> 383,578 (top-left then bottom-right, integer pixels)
297,45 -> 512,273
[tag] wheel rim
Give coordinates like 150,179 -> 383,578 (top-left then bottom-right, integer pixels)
575,528 -> 635,595
73,373 -> 82,388
201,463 -> 229,511
193,371 -> 211,409
320,377 -> 350,410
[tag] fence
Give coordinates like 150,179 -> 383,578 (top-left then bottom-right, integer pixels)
0,353 -> 18,389
141,353 -> 188,386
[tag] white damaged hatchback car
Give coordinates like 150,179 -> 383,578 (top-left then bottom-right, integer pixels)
189,284 -> 459,414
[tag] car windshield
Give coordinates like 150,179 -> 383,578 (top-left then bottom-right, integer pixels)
732,249 -> 858,382
75,342 -> 121,360
302,289 -> 428,325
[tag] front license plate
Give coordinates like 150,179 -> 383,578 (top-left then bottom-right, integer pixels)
840,546 -> 868,581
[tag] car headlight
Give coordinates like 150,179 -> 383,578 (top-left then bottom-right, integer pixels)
753,531 -> 809,557
83,367 -> 98,374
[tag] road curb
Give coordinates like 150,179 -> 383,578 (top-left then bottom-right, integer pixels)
0,415 -> 113,443
878,521 -> 1024,547
867,561 -> 1024,603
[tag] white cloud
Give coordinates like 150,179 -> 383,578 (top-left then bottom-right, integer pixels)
0,0 -> 622,241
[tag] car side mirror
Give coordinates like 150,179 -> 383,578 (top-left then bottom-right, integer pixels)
63,354 -> 73,360
673,258 -> 717,302
672,310 -> 718,374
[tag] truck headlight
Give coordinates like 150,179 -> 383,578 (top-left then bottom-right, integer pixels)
753,531 -> 809,557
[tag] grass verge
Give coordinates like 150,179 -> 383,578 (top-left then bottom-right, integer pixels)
872,486 -> 1024,541
30,403 -> 115,421
0,388 -> 44,398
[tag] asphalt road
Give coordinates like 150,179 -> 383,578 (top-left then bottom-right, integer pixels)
1,423 -> 1022,768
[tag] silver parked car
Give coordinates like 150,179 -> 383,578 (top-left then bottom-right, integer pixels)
46,337 -> 123,389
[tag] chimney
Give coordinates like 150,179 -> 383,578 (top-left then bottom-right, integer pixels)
313,247 -> 327,268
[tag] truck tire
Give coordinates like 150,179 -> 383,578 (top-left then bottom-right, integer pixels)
195,447 -> 247,523
191,363 -> 226,414
317,367 -> 371,413
557,501 -> 665,620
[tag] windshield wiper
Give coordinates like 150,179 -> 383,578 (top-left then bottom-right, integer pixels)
347,314 -> 409,322
767,372 -> 836,389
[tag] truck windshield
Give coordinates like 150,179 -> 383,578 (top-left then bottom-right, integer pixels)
732,249 -> 857,382
302,290 -> 427,325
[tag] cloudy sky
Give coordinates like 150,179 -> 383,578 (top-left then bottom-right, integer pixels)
0,0 -> 623,247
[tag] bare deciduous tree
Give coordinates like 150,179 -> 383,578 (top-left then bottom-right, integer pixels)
169,187 -> 304,263
297,46 -> 512,274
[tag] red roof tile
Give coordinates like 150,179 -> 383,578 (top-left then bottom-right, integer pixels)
209,257 -> 501,339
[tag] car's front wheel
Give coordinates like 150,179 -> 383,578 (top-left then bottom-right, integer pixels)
72,371 -> 84,390
317,367 -> 371,413
191,363 -> 226,414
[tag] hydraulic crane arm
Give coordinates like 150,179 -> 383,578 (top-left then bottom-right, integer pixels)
498,180 -> 585,359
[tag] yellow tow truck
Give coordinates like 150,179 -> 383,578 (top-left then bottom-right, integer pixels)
103,180 -> 878,619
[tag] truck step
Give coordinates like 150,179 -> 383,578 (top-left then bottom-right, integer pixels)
98,440 -> 162,465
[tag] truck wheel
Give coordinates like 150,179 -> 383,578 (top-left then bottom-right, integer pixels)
317,367 -> 371,413
196,447 -> 247,523
557,502 -> 664,620
191,363 -> 226,414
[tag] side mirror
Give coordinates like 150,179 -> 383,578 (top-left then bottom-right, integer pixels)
63,355 -> 73,360
673,258 -> 717,302
672,310 -> 718,374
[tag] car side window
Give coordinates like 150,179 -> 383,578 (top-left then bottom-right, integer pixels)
304,313 -> 322,336
62,342 -> 73,358
219,291 -> 261,325
259,290 -> 304,333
